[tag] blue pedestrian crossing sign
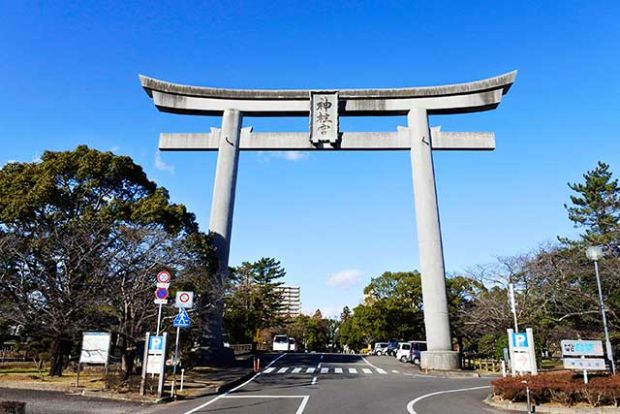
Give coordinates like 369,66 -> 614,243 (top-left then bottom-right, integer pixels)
173,308 -> 191,328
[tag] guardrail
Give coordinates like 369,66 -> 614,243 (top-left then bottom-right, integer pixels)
228,344 -> 253,354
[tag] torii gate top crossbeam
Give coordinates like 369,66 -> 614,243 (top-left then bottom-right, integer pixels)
139,71 -> 516,116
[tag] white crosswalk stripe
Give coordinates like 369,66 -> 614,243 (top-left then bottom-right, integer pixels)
266,365 -> 397,376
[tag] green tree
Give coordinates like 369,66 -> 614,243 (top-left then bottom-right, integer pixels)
223,257 -> 285,343
565,161 -> 620,247
0,146 -> 198,376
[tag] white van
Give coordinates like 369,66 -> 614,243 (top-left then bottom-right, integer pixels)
396,342 -> 413,362
396,341 -> 427,364
273,335 -> 290,352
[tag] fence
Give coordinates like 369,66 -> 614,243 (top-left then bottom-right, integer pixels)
461,356 -> 501,373
228,344 -> 253,355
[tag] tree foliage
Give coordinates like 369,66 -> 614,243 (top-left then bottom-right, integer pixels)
0,146 -> 207,376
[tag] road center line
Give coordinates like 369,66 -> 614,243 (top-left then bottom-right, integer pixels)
311,376 -> 317,385
182,353 -> 287,414
406,386 -> 491,414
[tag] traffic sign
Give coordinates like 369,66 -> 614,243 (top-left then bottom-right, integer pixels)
155,287 -> 168,300
148,335 -> 164,354
154,298 -> 168,304
156,282 -> 170,289
564,358 -> 606,371
561,340 -> 604,357
157,270 -> 171,283
175,291 -> 194,308
512,332 -> 529,350
173,308 -> 191,328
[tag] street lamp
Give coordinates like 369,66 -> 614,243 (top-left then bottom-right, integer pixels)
586,245 -> 616,375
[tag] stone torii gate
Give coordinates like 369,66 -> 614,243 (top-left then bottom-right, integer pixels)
139,71 -> 516,370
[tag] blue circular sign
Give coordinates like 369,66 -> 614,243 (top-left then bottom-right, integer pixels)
155,287 -> 168,299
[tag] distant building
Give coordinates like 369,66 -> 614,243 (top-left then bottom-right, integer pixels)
275,285 -> 301,317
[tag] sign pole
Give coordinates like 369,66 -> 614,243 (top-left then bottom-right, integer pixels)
140,332 -> 150,396
157,332 -> 168,398
172,326 -> 181,397
156,303 -> 163,336
508,283 -> 519,332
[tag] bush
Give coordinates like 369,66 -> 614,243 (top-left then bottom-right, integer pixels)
0,400 -> 26,414
492,372 -> 620,407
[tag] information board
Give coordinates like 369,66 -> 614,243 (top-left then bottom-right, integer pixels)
80,332 -> 111,364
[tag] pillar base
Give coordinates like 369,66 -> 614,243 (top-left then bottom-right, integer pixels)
420,351 -> 461,371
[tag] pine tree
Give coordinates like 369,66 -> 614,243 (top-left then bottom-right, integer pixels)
564,161 -> 620,249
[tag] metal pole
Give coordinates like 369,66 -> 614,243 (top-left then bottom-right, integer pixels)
594,260 -> 616,375
172,326 -> 180,397
156,303 -> 163,336
509,283 -> 519,332
180,368 -> 185,392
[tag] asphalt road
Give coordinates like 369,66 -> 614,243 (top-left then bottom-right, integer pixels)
1,354 -> 515,414
153,353 -> 511,414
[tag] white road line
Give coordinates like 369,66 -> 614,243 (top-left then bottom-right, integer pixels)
392,370 -> 399,373
182,353 -> 287,414
376,368 -> 387,374
306,367 -> 315,374
311,376 -> 317,385
362,356 -> 381,370
334,367 -> 343,374
221,395 -> 310,414
264,367 -> 275,373
362,368 -> 372,374
406,386 -> 491,414
348,368 -> 357,374
320,367 -> 329,374
277,367 -> 288,374
297,396 -> 310,414
292,367 -> 302,373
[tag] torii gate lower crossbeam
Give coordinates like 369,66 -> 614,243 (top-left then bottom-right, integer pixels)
140,71 -> 516,370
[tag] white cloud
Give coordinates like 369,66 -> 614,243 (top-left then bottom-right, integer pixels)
326,269 -> 363,288
257,151 -> 309,163
154,151 -> 175,174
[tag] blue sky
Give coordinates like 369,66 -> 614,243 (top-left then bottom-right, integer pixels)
2,1 -> 619,318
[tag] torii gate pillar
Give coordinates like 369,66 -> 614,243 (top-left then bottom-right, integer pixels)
409,108 -> 458,370
207,108 -> 242,346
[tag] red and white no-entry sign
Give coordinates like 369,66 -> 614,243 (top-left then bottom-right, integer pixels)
157,270 -> 171,283
175,291 -> 194,308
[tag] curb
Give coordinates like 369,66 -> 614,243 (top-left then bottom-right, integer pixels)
484,395 -> 620,413
419,369 -> 481,378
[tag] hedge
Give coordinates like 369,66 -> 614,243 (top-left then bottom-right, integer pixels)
492,371 -> 620,407
0,401 -> 26,414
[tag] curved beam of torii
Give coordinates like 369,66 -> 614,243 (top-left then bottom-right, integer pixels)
139,71 -> 517,370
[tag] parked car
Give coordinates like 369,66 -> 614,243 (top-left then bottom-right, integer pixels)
385,340 -> 399,357
396,342 -> 413,363
371,342 -> 389,355
410,341 -> 427,365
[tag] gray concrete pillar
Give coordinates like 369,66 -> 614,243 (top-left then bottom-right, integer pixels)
408,109 -> 460,370
206,108 -> 242,349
